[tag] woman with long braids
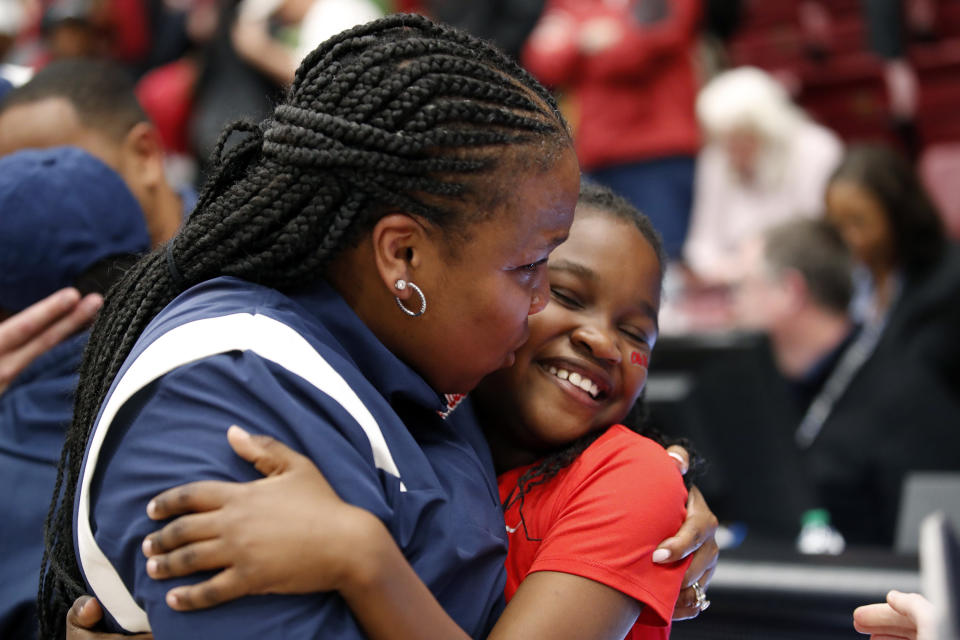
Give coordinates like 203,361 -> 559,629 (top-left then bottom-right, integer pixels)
47,15 -> 720,640
67,183 -> 718,640
40,14 -> 579,639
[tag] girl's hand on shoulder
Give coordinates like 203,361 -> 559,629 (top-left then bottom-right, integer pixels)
142,425 -> 386,611
651,473 -> 719,621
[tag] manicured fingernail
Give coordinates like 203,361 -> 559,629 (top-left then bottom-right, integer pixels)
142,538 -> 152,555
146,558 -> 158,575
147,500 -> 157,517
166,592 -> 179,608
667,451 -> 688,474
652,548 -> 671,563
228,425 -> 250,440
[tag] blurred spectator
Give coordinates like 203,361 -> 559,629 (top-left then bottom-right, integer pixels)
189,0 -> 380,169
730,217 -> 960,546
41,0 -> 107,61
827,144 -> 946,320
231,0 -> 381,85
522,0 -> 701,260
0,58 -> 192,246
734,219 -> 855,387
0,146 -> 149,640
684,67 -> 843,283
0,0 -> 25,61
825,143 -> 960,394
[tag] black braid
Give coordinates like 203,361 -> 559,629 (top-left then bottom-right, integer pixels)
502,182 -> 686,536
38,14 -> 570,638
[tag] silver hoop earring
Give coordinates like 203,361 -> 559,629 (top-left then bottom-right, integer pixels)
394,279 -> 426,317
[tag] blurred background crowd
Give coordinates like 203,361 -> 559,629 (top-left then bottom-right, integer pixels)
1,0 -> 959,638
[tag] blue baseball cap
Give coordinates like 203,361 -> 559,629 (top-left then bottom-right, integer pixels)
0,146 -> 150,312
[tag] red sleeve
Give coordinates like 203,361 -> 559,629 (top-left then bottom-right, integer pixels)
526,427 -> 690,627
583,0 -> 701,82
521,3 -> 583,88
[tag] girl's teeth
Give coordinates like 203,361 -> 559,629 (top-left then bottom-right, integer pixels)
548,366 -> 600,399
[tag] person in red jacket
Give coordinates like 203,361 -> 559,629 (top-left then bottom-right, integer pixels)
522,0 -> 702,259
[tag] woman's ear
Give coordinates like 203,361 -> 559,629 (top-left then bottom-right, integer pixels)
370,214 -> 430,302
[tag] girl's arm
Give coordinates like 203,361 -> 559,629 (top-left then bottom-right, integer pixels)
142,427 -> 644,639
143,426 -> 471,640
140,428 -> 711,638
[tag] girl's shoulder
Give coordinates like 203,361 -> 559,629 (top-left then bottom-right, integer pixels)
573,425 -> 681,480
542,425 -> 688,520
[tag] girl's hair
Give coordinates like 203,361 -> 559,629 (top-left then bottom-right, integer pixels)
38,14 -> 570,637
503,181 -> 679,526
830,143 -> 945,274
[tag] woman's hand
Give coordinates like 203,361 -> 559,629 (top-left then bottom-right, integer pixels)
853,590 -> 936,640
656,445 -> 719,621
142,425 -> 385,611
66,596 -> 152,640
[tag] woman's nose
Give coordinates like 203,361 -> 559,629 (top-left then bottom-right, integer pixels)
528,273 -> 550,315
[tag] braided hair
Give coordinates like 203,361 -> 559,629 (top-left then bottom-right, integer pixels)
502,182 -> 703,531
38,14 -> 570,638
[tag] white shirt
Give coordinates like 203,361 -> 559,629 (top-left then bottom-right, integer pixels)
295,0 -> 383,65
684,119 -> 843,282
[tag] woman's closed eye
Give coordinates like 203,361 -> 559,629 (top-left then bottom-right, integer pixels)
519,258 -> 548,273
512,258 -> 549,286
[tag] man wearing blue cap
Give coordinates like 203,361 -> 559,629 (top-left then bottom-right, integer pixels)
0,146 -> 150,639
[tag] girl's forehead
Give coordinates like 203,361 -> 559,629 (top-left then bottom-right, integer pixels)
552,214 -> 661,296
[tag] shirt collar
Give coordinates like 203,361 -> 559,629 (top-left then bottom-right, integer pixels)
290,279 -> 447,413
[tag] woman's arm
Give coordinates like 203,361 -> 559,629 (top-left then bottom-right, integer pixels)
141,429 -> 693,640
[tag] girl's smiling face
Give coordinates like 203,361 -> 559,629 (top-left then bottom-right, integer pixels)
474,206 -> 663,470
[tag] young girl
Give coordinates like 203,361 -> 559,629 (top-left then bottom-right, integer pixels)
112,184 -> 713,639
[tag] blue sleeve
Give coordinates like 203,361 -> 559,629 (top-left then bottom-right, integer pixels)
87,351 -> 393,639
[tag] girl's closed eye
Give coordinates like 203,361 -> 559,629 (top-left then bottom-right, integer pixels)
620,325 -> 651,346
549,286 -> 582,309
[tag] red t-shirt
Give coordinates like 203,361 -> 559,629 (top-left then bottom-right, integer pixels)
497,425 -> 690,639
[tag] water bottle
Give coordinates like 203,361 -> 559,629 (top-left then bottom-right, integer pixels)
796,508 -> 846,555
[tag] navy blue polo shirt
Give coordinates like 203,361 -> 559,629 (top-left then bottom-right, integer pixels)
0,331 -> 87,639
74,277 -> 507,638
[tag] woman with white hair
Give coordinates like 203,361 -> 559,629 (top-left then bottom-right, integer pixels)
683,67 -> 843,283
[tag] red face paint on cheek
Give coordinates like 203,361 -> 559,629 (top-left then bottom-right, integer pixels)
630,351 -> 649,367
